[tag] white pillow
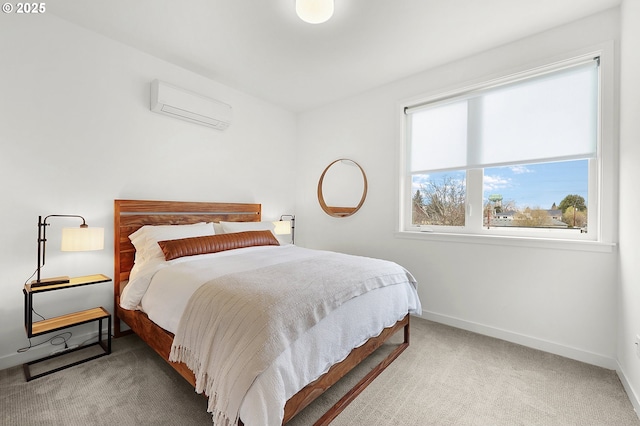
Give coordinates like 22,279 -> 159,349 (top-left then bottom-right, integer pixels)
212,222 -> 224,235
219,221 -> 292,245
219,221 -> 275,234
129,222 -> 215,263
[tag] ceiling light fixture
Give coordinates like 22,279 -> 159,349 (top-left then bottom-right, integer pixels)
296,0 -> 334,24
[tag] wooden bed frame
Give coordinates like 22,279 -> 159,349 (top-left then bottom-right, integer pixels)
113,199 -> 410,425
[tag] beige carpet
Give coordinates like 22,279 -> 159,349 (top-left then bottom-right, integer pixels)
1,317 -> 638,425
324,318 -> 639,426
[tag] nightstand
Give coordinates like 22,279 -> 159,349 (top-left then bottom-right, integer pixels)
23,274 -> 112,381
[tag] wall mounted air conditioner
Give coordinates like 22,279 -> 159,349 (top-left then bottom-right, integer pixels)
150,79 -> 232,130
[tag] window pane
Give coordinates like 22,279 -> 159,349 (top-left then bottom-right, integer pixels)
410,101 -> 468,172
478,64 -> 598,167
483,160 -> 588,230
412,170 -> 466,226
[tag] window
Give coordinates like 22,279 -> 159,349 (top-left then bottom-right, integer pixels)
401,55 -> 603,242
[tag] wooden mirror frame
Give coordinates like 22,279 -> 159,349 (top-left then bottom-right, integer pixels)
317,159 -> 368,218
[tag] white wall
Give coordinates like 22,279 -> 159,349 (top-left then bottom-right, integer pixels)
617,0 -> 640,412
296,9 -> 620,368
0,15 -> 297,368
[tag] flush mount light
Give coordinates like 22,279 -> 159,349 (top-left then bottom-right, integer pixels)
296,0 -> 334,24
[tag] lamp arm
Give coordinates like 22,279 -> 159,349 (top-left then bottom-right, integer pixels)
43,214 -> 87,227
36,214 -> 88,283
290,216 -> 295,245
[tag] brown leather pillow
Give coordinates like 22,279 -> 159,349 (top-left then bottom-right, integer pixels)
158,230 -> 280,261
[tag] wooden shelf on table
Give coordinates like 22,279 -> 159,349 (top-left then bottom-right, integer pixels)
31,307 -> 110,337
26,274 -> 111,293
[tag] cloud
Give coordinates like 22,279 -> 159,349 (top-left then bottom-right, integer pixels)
411,172 -> 467,192
483,174 -> 510,192
509,165 -> 533,174
411,174 -> 431,192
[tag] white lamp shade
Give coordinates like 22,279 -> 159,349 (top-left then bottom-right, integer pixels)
61,227 -> 104,251
273,220 -> 292,235
296,0 -> 334,24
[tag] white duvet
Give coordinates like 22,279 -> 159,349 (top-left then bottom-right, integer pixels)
120,245 -> 421,425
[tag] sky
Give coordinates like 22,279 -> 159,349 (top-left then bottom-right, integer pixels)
413,159 -> 589,211
484,160 -> 588,209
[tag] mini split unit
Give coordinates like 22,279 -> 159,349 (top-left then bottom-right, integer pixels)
150,79 -> 232,130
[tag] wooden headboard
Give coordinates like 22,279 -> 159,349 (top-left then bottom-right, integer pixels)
113,200 -> 261,323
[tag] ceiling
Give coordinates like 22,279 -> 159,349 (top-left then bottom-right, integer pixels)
50,0 -> 620,112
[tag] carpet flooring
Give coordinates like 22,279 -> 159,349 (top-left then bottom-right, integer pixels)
1,317 -> 638,425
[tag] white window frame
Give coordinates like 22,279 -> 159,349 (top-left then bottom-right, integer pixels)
396,44 -> 617,253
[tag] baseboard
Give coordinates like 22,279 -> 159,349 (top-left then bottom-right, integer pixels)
419,310 -> 617,370
617,362 -> 640,420
0,328 -> 108,371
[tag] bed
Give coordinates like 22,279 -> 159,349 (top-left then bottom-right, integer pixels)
113,199 -> 421,425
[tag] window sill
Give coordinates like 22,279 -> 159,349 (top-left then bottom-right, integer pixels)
394,231 -> 616,253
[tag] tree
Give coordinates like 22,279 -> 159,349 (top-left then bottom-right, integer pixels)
562,206 -> 587,228
412,189 -> 429,224
512,207 -> 553,227
413,176 -> 465,226
558,194 -> 586,213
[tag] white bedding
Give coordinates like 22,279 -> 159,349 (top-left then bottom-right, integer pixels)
121,245 -> 421,425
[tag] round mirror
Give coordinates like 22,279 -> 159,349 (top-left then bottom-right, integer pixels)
317,159 -> 368,217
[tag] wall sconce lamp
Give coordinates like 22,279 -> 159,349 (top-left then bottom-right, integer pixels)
33,214 -> 104,287
296,0 -> 334,24
273,215 -> 296,244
